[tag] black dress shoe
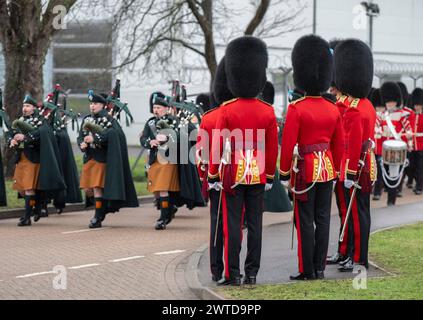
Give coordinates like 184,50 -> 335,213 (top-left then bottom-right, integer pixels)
89,218 -> 102,229
56,208 -> 63,215
372,194 -> 381,201
217,277 -> 241,286
326,253 -> 345,265
17,218 -> 31,227
242,276 -> 256,285
155,220 -> 166,230
397,191 -> 403,198
338,259 -> 354,272
415,190 -> 422,195
289,273 -> 315,281
315,270 -> 324,280
40,208 -> 48,217
33,212 -> 41,222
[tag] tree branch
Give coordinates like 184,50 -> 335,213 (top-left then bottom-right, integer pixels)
244,0 -> 270,35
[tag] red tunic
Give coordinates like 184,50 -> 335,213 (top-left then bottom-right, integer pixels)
340,98 -> 377,190
413,113 -> 423,151
380,109 -> 413,150
279,96 -> 344,185
208,98 -> 278,186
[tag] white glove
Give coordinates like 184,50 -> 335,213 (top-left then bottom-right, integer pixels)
280,180 -> 290,189
208,182 -> 223,191
265,183 -> 273,191
344,179 -> 354,189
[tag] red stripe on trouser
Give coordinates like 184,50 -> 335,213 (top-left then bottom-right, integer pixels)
336,183 -> 348,256
240,205 -> 245,242
294,199 -> 304,273
222,193 -> 230,279
351,191 -> 361,262
209,193 -> 214,275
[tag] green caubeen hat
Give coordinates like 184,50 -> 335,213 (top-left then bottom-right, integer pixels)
23,94 -> 38,107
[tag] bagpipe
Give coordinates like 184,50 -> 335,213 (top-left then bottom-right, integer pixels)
166,80 -> 204,126
104,79 -> 134,127
46,84 -> 80,132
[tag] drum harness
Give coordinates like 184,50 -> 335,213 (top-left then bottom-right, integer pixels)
381,112 -> 409,189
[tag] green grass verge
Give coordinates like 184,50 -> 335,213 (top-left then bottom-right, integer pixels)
1,155 -> 149,210
220,222 -> 423,300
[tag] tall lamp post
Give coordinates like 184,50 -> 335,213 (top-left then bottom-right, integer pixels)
360,1 -> 380,50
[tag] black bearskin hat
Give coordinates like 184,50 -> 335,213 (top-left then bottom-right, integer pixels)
260,81 -> 275,105
329,39 -> 342,88
149,91 -> 167,113
412,88 -> 423,106
213,57 -> 235,105
334,39 -> 373,98
380,82 -> 402,106
370,88 -> 382,107
225,36 -> 268,98
195,93 -> 211,112
291,34 -> 333,95
397,81 -> 409,106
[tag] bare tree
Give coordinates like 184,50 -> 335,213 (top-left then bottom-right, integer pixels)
0,0 -> 77,175
112,0 -> 306,85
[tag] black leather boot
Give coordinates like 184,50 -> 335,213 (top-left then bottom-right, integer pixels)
18,196 -> 35,227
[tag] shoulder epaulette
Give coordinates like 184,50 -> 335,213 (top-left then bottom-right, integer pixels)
203,107 -> 219,116
338,95 -> 348,103
349,98 -> 360,108
290,96 -> 306,105
257,98 -> 273,107
221,98 -> 238,106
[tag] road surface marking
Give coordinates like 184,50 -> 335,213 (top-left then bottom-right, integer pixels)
16,271 -> 55,278
154,249 -> 186,255
69,263 -> 100,270
110,256 -> 145,263
62,227 -> 110,234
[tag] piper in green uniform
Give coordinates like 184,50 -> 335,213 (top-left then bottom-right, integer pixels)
78,91 -> 138,229
8,95 -> 66,226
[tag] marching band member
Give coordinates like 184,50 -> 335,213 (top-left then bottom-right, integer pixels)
411,88 -> 423,195
379,82 -> 412,206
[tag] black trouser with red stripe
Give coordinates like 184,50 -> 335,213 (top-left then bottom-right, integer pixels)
209,190 -> 224,280
222,184 -> 264,279
345,188 -> 371,267
373,155 -> 384,197
295,181 -> 332,275
334,181 -> 354,258
412,151 -> 423,191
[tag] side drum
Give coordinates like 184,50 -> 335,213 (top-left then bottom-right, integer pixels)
382,140 -> 407,166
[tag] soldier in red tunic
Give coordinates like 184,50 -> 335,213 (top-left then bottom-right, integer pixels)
370,88 -> 386,201
335,39 -> 376,271
196,57 -> 234,283
279,35 -> 344,280
379,82 -> 413,206
411,88 -> 423,194
208,36 -> 278,286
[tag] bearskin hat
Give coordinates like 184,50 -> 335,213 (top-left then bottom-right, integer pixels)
291,34 -> 333,95
329,39 -> 342,88
412,88 -> 423,106
370,88 -> 382,107
334,39 -> 373,98
380,82 -> 402,106
225,36 -> 268,98
195,93 -> 211,112
260,81 -> 275,105
397,81 -> 409,106
213,57 -> 235,105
